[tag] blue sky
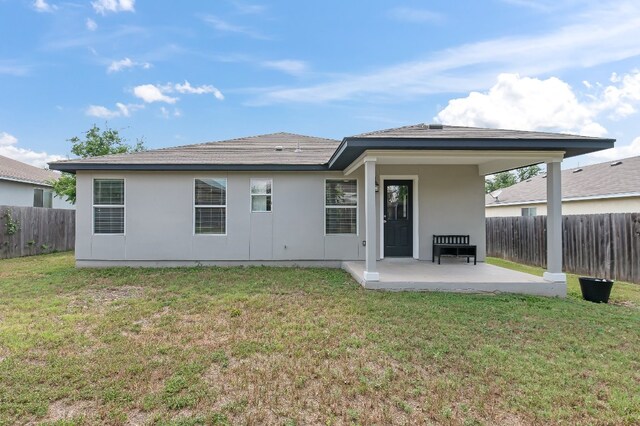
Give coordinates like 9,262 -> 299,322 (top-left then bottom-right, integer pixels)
2,0 -> 640,169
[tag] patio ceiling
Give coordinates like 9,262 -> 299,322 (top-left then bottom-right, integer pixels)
342,150 -> 565,176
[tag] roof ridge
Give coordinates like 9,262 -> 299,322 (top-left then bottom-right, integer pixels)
140,132 -> 340,152
354,123 -> 428,137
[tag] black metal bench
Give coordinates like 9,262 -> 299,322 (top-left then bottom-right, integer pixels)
432,235 -> 477,265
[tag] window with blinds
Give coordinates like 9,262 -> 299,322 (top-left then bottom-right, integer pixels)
250,179 -> 272,212
93,179 -> 125,234
325,179 -> 357,234
195,178 -> 227,234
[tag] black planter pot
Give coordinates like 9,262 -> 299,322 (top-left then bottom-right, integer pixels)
579,277 -> 614,303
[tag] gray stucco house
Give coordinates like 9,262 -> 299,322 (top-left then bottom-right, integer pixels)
49,124 -> 614,295
0,155 -> 73,209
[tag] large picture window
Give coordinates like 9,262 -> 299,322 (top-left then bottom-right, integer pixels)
250,179 -> 272,212
93,179 -> 125,234
195,178 -> 227,234
325,179 -> 357,234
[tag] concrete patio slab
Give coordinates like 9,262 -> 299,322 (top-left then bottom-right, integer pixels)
342,258 -> 566,297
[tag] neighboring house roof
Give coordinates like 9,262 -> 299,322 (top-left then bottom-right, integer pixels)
0,155 -> 60,186
49,125 -> 615,173
485,155 -> 640,207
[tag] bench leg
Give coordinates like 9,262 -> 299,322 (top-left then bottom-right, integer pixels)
474,256 -> 477,265
467,257 -> 470,263
438,255 -> 441,265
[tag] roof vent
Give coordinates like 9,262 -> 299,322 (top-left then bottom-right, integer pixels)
610,161 -> 622,167
275,145 -> 284,152
573,168 -> 583,173
428,123 -> 444,130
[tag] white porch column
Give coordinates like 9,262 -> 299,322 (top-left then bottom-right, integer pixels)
543,160 -> 566,283
364,159 -> 379,281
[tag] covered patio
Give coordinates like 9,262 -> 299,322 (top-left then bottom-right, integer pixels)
343,258 -> 563,296
329,124 -> 615,296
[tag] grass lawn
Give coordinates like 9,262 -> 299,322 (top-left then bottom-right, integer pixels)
0,253 -> 638,425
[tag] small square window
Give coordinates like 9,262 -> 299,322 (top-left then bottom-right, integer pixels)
521,207 -> 537,217
250,179 -> 272,212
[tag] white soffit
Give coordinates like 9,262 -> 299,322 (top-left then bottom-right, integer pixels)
343,150 -> 565,176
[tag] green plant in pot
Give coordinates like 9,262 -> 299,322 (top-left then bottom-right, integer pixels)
578,277 -> 615,303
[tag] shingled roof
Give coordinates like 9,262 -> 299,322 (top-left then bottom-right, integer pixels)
0,155 -> 60,186
352,124 -> 609,140
485,155 -> 640,206
49,125 -> 616,173
328,124 -> 615,169
50,132 -> 340,172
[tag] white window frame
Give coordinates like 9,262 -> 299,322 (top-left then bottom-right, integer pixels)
193,178 -> 227,236
250,178 -> 273,213
324,178 -> 359,236
92,178 -> 126,236
522,207 -> 537,217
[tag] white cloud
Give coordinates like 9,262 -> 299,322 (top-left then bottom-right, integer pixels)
436,71 -> 640,137
92,0 -> 135,15
389,7 -> 443,23
0,132 -> 64,168
202,15 -> 269,39
86,18 -> 98,31
254,1 -> 640,104
133,84 -> 178,104
174,81 -> 224,100
436,73 -> 605,136
85,102 -> 143,118
231,1 -> 267,14
33,0 -> 56,12
261,60 -> 309,76
0,132 -> 18,146
160,107 -> 182,119
107,57 -> 151,73
588,136 -> 640,162
587,70 -> 640,120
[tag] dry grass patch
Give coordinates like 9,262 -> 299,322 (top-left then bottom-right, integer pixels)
0,252 -> 639,425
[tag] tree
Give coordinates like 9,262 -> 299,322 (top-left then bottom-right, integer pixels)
50,125 -> 145,203
485,165 -> 542,194
516,164 -> 541,182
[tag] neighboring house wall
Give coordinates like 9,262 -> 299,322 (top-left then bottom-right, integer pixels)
75,165 -> 485,264
0,180 -> 74,209
486,196 -> 640,217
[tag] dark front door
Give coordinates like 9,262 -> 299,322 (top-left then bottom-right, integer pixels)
384,180 -> 413,257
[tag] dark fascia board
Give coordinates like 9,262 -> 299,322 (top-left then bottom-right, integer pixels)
49,163 -> 330,174
327,137 -> 616,169
50,136 -> 616,173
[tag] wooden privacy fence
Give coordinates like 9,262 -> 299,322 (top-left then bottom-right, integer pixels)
0,205 -> 75,259
486,213 -> 640,284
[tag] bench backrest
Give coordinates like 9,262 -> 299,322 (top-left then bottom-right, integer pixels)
433,235 -> 470,245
